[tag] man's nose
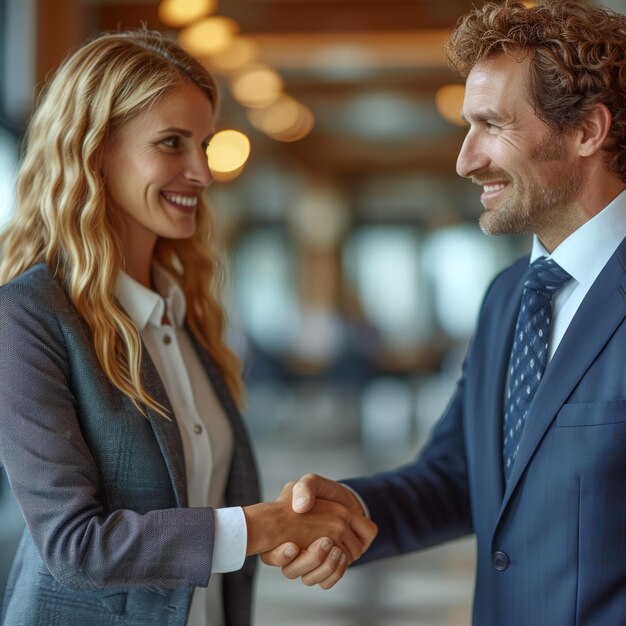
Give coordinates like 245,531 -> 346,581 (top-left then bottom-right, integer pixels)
456,130 -> 488,178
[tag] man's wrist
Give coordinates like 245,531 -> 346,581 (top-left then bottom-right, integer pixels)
340,483 -> 370,518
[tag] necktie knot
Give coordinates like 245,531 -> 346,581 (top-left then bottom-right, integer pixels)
523,257 -> 572,295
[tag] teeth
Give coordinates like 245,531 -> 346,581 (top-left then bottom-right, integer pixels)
162,193 -> 198,207
484,184 -> 506,193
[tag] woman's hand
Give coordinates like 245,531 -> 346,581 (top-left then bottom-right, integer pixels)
256,477 -> 378,589
243,481 -> 375,560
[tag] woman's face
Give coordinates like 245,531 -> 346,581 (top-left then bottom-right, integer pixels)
102,82 -> 215,255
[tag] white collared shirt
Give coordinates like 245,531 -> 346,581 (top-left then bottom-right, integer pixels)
115,265 -> 247,626
530,188 -> 626,362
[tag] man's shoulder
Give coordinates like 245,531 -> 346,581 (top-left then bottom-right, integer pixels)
478,254 -> 529,314
491,255 -> 529,289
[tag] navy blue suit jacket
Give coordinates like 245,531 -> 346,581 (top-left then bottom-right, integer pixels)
0,265 -> 259,626
347,238 -> 626,626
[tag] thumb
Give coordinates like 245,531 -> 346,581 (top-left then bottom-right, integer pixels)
292,473 -> 320,513
292,473 -> 354,513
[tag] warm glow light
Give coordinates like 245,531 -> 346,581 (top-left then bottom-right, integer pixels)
247,96 -> 301,134
207,130 -> 251,176
230,64 -> 283,108
435,84 -> 466,127
247,96 -> 315,142
522,1 -> 538,7
205,38 -> 259,73
158,0 -> 217,28
268,105 -> 315,142
178,17 -> 238,57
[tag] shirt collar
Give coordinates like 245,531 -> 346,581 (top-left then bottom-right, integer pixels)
530,188 -> 626,288
114,264 -> 187,331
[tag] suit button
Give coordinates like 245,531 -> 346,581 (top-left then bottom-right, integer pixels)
163,335 -> 172,345
194,424 -> 203,435
492,551 -> 510,571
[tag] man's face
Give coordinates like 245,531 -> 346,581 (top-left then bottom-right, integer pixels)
456,53 -> 581,244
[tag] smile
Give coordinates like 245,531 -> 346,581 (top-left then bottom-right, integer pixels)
161,192 -> 198,208
483,183 -> 507,193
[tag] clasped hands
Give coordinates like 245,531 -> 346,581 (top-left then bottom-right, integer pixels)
244,474 -> 377,589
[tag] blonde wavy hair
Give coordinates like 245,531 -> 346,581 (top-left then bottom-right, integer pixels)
0,29 -> 243,414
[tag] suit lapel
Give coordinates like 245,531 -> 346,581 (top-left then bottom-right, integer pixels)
140,348 -> 188,507
475,264 -> 527,518
497,241 -> 626,520
186,331 -> 260,507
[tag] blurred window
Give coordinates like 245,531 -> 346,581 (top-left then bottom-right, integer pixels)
234,229 -> 300,353
344,226 -> 432,349
422,225 -> 513,339
1,0 -> 35,128
0,125 -> 16,227
0,0 -> 5,112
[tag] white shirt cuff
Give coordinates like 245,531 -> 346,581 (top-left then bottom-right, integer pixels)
340,483 -> 370,518
211,506 -> 247,573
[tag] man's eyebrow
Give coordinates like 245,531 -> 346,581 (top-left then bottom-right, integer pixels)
460,110 -> 508,124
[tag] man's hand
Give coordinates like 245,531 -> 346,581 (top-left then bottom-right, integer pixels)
260,474 -> 376,589
243,480 -> 375,563
291,473 -> 364,515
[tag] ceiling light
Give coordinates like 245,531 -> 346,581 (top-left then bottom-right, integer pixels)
231,64 -> 283,108
267,105 -> 314,143
207,129 -> 251,177
205,38 -> 259,73
435,84 -> 466,127
178,16 -> 238,58
247,96 -> 301,135
158,0 -> 217,28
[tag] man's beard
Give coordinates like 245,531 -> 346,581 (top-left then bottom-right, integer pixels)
478,133 -> 582,237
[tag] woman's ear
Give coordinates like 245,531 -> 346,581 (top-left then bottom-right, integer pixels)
577,103 -> 612,158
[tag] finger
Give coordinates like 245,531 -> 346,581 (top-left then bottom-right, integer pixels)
282,537 -> 333,579
292,474 -> 358,514
350,515 -> 378,554
319,552 -> 349,590
275,481 -> 296,501
337,516 -> 377,562
260,542 -> 299,567
338,529 -> 362,563
301,546 -> 345,587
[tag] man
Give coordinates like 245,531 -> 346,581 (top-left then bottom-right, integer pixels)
264,1 -> 626,623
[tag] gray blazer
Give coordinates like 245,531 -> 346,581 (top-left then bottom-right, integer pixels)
0,264 -> 260,626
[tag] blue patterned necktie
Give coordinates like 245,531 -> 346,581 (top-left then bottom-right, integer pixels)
503,257 -> 572,482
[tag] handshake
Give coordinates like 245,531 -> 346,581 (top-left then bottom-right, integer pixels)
243,474 -> 378,589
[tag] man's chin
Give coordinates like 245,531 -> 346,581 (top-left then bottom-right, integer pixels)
478,210 -> 525,237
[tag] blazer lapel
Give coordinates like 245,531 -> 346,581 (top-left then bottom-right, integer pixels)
186,331 -> 260,507
140,348 -> 188,507
475,266 -> 527,517
498,242 -> 626,520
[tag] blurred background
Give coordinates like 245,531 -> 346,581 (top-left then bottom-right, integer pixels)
1,1 -> 623,624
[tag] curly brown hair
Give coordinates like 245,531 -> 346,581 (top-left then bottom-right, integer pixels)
447,0 -> 626,181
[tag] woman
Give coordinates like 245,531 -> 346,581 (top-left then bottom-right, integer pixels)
0,30 -> 376,626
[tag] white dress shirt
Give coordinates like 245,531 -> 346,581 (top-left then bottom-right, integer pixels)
115,265 -> 247,626
531,188 -> 626,362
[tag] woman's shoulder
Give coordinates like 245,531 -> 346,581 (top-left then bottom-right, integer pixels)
0,263 -> 72,313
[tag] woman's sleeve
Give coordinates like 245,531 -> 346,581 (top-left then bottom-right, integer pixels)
0,282 -> 216,591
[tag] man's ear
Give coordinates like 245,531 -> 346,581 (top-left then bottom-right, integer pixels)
577,103 -> 612,157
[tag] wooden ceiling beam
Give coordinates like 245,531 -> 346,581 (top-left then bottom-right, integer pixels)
96,1 -> 475,34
